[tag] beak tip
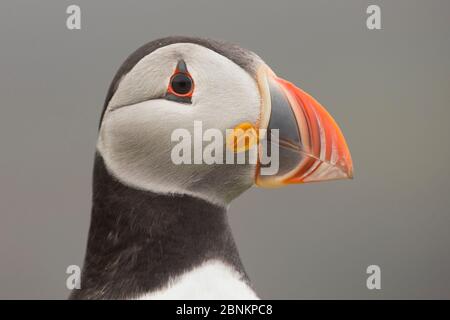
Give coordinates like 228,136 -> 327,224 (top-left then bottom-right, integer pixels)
347,166 -> 354,180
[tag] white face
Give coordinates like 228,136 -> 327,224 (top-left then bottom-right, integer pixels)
97,43 -> 262,206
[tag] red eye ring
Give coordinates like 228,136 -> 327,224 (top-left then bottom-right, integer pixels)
167,71 -> 194,98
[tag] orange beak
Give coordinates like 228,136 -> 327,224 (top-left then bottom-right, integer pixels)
255,67 -> 353,187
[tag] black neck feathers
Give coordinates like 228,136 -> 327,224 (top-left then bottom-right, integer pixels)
70,154 -> 246,299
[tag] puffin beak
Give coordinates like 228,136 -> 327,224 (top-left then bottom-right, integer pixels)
255,66 -> 353,187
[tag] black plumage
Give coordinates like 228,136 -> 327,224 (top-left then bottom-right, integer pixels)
71,154 -> 248,299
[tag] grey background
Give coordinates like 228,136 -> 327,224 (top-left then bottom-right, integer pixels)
0,0 -> 449,299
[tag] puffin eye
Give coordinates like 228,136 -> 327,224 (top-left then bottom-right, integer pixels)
169,73 -> 193,96
165,60 -> 194,103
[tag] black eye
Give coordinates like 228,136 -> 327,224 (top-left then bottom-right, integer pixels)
170,73 -> 193,96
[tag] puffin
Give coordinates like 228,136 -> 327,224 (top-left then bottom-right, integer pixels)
70,36 -> 353,300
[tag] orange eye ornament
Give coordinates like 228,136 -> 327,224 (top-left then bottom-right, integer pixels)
166,60 -> 194,103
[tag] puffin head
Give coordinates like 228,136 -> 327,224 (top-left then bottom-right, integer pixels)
97,37 -> 353,206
